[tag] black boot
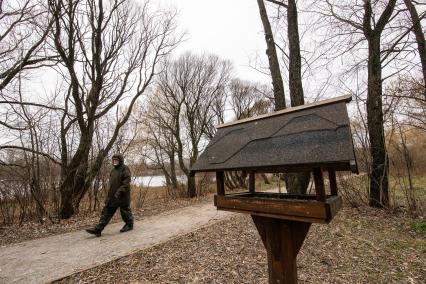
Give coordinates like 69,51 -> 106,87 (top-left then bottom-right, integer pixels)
86,227 -> 102,237
120,224 -> 133,233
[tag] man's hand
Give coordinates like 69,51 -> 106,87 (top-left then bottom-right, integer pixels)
114,191 -> 121,199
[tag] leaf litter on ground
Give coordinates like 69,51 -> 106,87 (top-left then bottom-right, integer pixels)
55,205 -> 426,284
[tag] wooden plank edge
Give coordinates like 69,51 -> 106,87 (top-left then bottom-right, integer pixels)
216,95 -> 352,129
215,198 -> 327,220
217,207 -> 327,224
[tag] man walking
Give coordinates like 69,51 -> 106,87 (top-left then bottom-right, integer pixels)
86,154 -> 134,237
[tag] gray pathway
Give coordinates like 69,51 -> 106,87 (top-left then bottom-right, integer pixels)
0,203 -> 234,284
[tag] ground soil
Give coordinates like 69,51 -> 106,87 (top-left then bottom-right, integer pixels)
56,205 -> 426,284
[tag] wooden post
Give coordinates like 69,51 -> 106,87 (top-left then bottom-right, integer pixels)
216,171 -> 225,195
313,167 -> 326,202
252,215 -> 311,284
249,172 -> 255,193
328,169 -> 338,196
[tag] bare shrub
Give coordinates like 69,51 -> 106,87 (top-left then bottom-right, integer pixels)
338,172 -> 369,208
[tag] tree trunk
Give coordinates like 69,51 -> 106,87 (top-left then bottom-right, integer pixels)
59,184 -> 76,219
256,0 -> 286,110
225,171 -> 247,189
59,135 -> 92,218
174,121 -> 195,198
238,171 -> 248,188
283,172 -> 311,194
225,172 -> 238,189
93,179 -> 99,211
88,186 -> 93,211
168,152 -> 178,190
261,173 -> 270,184
187,174 -> 196,198
367,36 -> 389,208
287,0 -> 304,107
285,0 -> 310,195
403,0 -> 426,98
162,169 -> 172,187
59,170 -> 88,218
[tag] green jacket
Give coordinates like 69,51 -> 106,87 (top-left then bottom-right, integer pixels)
107,163 -> 131,207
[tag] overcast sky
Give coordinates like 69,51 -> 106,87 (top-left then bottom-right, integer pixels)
151,0 -> 349,102
157,0 -> 270,83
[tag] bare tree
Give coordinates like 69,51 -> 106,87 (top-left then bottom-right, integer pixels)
266,0 -> 305,106
142,95 -> 180,192
45,0 -> 179,218
257,0 -> 311,194
0,0 -> 57,139
0,75 -> 60,223
321,0 -> 398,207
386,76 -> 426,132
256,0 -> 286,110
0,0 -> 54,93
226,79 -> 273,189
403,0 -> 426,98
154,53 -> 231,197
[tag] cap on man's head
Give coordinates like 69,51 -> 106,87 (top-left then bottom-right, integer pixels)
112,153 -> 124,164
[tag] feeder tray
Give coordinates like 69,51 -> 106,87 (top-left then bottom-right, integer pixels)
215,193 -> 342,224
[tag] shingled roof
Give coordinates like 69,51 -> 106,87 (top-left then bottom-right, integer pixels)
191,95 -> 358,173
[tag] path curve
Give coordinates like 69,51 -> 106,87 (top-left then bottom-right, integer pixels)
0,202 -> 234,284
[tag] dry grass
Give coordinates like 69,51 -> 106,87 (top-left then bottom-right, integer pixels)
0,186 -> 211,246
391,175 -> 426,212
56,205 -> 426,284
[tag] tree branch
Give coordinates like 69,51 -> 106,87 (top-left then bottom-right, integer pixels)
0,145 -> 62,165
266,0 -> 288,8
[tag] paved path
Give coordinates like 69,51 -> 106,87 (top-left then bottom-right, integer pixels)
0,202 -> 234,284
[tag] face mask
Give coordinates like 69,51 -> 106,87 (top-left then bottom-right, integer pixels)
113,160 -> 119,166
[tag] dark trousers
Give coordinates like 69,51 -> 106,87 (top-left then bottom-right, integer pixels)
95,204 -> 134,231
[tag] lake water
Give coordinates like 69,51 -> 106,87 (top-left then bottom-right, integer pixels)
132,175 -> 186,187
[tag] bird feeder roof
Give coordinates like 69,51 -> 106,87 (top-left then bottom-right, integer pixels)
191,95 -> 358,173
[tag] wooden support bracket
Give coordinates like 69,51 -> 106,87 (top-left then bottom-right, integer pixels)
249,172 -> 255,193
328,168 -> 338,195
216,171 -> 225,195
252,215 -> 311,284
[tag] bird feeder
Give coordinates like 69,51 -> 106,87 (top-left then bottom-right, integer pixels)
190,95 -> 358,284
